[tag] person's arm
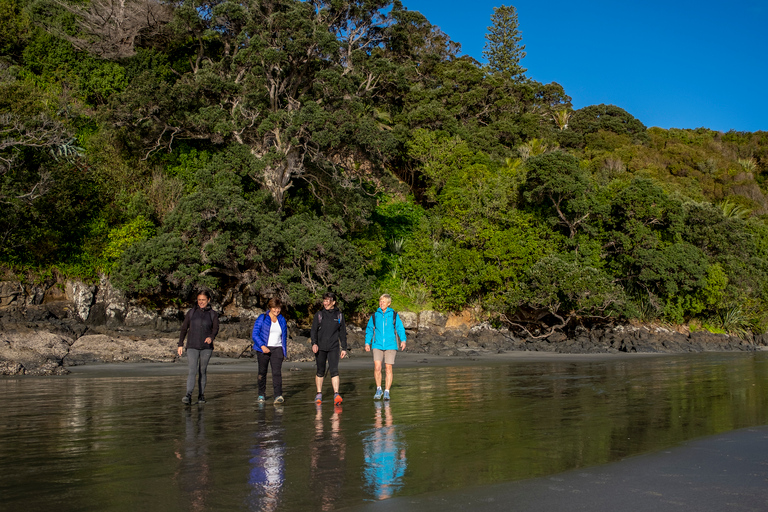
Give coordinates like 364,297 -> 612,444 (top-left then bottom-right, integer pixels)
364,315 -> 373,352
209,311 -> 219,342
205,310 -> 219,344
339,312 -> 348,357
310,313 -> 319,353
178,310 -> 191,356
396,313 -> 407,351
251,315 -> 265,350
280,315 -> 288,357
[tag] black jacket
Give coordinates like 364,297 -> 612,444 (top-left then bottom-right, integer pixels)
179,306 -> 219,350
310,307 -> 347,351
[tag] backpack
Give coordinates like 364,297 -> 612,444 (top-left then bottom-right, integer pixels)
317,309 -> 342,331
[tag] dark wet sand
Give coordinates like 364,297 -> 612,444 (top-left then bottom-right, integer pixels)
63,353 -> 768,510
344,426 -> 768,512
65,350 -> 659,377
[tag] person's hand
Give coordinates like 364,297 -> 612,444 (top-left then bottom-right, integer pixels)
400,342 -> 406,351
204,337 -> 212,344
312,344 -> 318,354
364,344 -> 371,352
262,346 -> 270,353
340,350 -> 347,359
177,346 -> 183,357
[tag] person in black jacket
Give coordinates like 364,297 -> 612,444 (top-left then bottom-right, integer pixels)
178,290 -> 219,404
310,292 -> 347,405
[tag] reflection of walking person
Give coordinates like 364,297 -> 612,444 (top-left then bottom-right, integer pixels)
365,294 -> 406,400
174,407 -> 210,512
247,406 -> 285,512
252,298 -> 288,404
310,292 -> 347,405
310,403 -> 346,511
364,401 -> 407,500
178,291 -> 219,404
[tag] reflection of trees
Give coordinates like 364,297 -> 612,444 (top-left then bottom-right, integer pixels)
173,407 -> 210,512
309,404 -> 346,512
363,401 -> 407,500
247,406 -> 286,512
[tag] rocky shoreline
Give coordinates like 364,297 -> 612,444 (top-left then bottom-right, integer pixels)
1,278 -> 765,375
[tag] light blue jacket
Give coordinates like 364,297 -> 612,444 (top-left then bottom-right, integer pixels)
365,308 -> 406,351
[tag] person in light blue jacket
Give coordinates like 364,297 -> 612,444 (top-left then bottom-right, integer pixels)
364,294 -> 407,400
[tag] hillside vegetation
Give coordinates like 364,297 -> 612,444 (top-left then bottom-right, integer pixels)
2,0 -> 767,336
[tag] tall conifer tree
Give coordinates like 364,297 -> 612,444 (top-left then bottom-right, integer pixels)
483,5 -> 527,82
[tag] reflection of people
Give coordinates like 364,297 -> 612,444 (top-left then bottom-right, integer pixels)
365,294 -> 406,400
364,401 -> 407,500
310,292 -> 347,405
309,403 -> 346,511
247,406 -> 285,512
178,290 -> 219,404
174,407 -> 210,511
252,298 -> 288,404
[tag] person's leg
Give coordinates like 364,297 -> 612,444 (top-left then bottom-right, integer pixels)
315,350 -> 328,401
385,363 -> 394,391
327,349 -> 342,403
374,359 -> 382,388
186,348 -> 200,397
198,349 -> 213,397
257,351 -> 270,398
271,347 -> 284,398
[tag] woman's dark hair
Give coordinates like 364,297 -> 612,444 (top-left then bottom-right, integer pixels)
267,297 -> 283,310
322,292 -> 336,301
197,290 -> 212,300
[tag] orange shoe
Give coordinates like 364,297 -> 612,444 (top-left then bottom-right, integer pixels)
333,392 -> 343,405
315,393 -> 322,404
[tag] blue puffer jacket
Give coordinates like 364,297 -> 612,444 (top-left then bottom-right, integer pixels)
252,313 -> 288,356
365,308 -> 406,351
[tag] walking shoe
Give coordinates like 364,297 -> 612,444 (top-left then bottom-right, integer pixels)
274,396 -> 284,404
182,394 -> 191,405
373,388 -> 383,400
315,393 -> 322,404
334,392 -> 343,405
198,395 -> 206,404
257,395 -> 266,403
383,390 -> 390,401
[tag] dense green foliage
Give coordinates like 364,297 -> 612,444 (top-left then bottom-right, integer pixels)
2,0 -> 768,333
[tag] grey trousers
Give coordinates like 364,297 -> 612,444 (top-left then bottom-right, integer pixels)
186,348 -> 213,396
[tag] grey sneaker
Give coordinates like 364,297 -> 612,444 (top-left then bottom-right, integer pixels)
373,388 -> 383,400
198,395 -> 206,404
383,390 -> 390,401
274,396 -> 284,404
315,393 -> 322,404
257,395 -> 266,403
182,394 -> 191,405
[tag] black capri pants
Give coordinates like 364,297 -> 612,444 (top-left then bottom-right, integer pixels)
315,348 -> 341,378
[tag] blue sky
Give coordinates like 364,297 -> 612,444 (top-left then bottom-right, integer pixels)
400,0 -> 767,132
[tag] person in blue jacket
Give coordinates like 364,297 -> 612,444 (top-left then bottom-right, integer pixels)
364,294 -> 406,400
252,298 -> 288,404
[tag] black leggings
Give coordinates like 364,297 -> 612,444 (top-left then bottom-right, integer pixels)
186,348 -> 213,396
257,347 -> 284,397
315,349 -> 340,378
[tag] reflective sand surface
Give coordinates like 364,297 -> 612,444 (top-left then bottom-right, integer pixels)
2,352 -> 768,511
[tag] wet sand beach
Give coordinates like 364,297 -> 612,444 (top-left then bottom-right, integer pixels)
346,425 -> 768,512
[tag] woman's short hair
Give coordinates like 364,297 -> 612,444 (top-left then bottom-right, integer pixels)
380,294 -> 392,302
267,297 -> 283,310
197,290 -> 212,300
322,292 -> 336,301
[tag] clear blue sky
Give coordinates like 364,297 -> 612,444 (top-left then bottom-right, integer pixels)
401,0 -> 767,132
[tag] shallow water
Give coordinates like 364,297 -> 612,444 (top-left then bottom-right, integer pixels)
2,352 -> 768,511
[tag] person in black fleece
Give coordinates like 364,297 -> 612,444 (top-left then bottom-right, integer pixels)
178,290 -> 219,404
310,292 -> 347,405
